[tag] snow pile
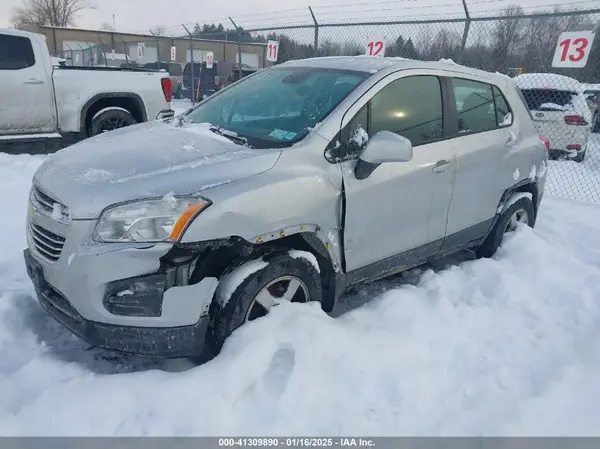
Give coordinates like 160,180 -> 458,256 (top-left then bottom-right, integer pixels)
1,151 -> 600,435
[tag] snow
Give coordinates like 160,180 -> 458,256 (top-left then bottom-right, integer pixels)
514,73 -> 583,93
75,168 -> 115,184
51,203 -> 63,221
581,83 -> 600,92
288,250 -> 320,273
91,107 -> 131,122
116,289 -> 134,297
162,191 -> 178,207
197,181 -> 232,192
512,168 -> 520,180
539,103 -> 566,111
438,58 -> 458,65
216,257 -> 269,306
2,133 -> 600,435
528,165 -> 537,181
351,126 -> 369,147
501,192 -> 533,213
499,112 -> 513,126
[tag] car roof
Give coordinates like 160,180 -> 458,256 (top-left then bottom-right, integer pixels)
281,56 -> 511,84
514,73 -> 583,93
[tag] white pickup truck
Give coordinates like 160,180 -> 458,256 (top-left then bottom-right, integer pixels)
0,29 -> 174,153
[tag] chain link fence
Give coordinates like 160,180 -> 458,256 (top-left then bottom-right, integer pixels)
52,29 -> 267,104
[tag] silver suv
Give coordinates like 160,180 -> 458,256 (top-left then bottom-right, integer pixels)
24,57 -> 548,358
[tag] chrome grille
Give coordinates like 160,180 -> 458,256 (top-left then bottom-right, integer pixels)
31,185 -> 70,223
28,223 -> 65,262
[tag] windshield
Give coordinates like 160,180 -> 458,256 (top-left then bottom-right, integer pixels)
184,67 -> 368,149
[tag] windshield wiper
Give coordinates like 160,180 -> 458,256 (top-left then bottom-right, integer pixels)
209,126 -> 248,146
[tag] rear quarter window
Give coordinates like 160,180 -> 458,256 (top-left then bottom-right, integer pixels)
515,87 -> 534,120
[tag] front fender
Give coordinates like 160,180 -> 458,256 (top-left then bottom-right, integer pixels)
179,168 -> 344,272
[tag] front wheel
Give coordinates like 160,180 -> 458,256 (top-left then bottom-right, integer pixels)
475,196 -> 535,259
573,149 -> 587,163
89,108 -> 136,136
208,252 -> 322,352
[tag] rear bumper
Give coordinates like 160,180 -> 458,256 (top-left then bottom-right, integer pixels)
24,248 -> 211,358
156,109 -> 175,120
549,147 -> 586,160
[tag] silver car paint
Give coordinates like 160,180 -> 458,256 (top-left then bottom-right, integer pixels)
33,120 -> 282,219
27,57 -> 546,329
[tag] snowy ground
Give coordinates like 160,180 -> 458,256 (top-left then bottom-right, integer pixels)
1,118 -> 600,435
544,133 -> 600,205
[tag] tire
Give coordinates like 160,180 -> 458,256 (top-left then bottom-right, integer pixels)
89,108 -> 136,136
573,150 -> 587,163
209,252 -> 322,352
475,196 -> 535,259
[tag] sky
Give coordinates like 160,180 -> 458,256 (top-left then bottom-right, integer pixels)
2,0 -> 600,35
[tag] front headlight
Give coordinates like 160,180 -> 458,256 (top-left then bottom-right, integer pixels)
93,195 -> 211,243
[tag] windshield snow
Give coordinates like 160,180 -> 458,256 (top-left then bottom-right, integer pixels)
184,67 -> 368,149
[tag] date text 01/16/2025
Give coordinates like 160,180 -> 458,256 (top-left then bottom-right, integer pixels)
218,438 -> 376,447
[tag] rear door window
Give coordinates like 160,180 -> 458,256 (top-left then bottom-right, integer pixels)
0,34 -> 35,70
451,78 -> 497,133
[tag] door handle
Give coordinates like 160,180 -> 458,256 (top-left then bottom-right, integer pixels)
24,79 -> 44,85
432,159 -> 453,173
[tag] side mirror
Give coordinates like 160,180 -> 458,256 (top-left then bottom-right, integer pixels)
355,131 -> 413,180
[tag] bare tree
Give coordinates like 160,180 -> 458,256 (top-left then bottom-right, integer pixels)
491,5 -> 524,71
100,22 -> 114,31
11,0 -> 89,27
427,28 -> 462,61
462,27 -> 494,70
317,39 -> 342,57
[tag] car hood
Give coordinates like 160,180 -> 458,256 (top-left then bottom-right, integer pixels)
34,120 -> 281,219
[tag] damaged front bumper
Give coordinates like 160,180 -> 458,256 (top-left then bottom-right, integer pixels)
24,247 -> 218,358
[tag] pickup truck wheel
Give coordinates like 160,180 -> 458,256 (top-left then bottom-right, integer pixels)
475,196 -> 535,259
90,108 -> 136,136
209,253 -> 322,353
